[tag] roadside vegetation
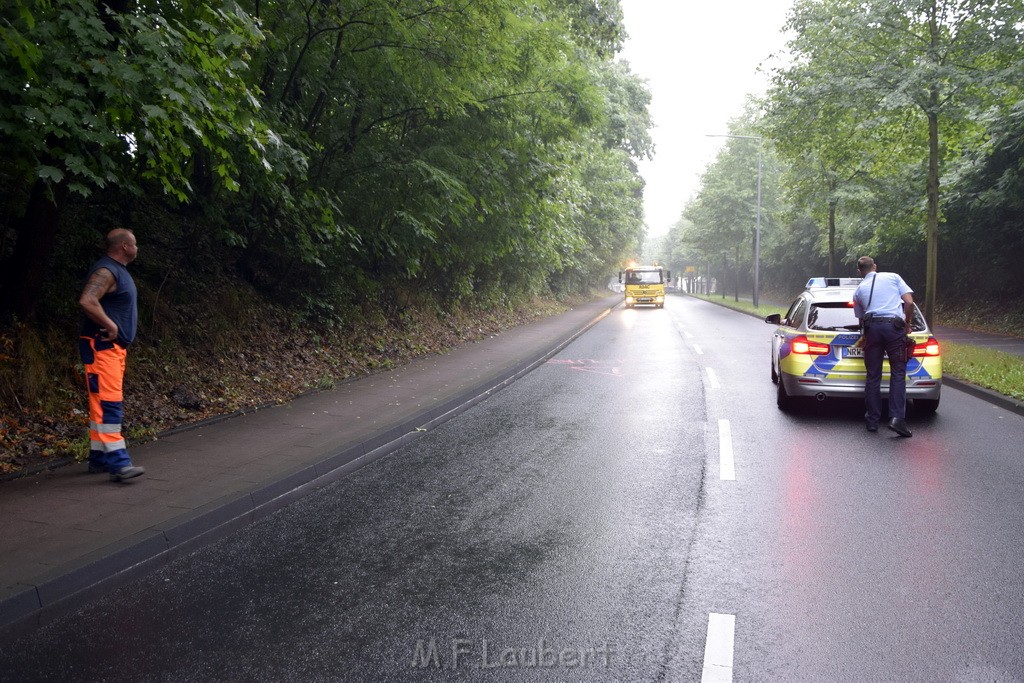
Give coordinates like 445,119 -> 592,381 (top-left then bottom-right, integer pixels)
0,283 -> 603,477
686,293 -> 1024,403
649,1 -> 1024,343
684,293 -> 787,321
0,1 -> 647,476
941,343 -> 1024,402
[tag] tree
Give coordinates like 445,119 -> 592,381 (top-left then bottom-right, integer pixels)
0,0 -> 653,329
774,0 -> 1024,322
943,100 -> 1024,298
232,0 -> 647,300
681,109 -> 773,301
762,57 -> 877,276
0,0 -> 272,321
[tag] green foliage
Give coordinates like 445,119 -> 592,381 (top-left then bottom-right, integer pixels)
221,0 -> 647,300
670,105 -> 782,297
942,342 -> 1024,402
757,0 -> 1024,319
942,100 -> 1024,299
0,0 -> 272,201
1,0 -> 651,331
668,0 -> 1024,316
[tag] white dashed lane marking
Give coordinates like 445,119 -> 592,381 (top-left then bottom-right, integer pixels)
706,367 -> 720,389
701,613 -> 736,682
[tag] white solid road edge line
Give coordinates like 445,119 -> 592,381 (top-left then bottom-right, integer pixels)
718,419 -> 735,481
706,367 -> 721,389
701,612 -> 736,683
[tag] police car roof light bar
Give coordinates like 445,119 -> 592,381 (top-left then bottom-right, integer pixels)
805,277 -> 863,289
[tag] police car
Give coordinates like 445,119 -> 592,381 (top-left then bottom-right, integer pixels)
764,277 -> 942,412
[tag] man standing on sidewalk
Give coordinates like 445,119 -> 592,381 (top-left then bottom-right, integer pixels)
853,256 -> 914,438
78,228 -> 145,481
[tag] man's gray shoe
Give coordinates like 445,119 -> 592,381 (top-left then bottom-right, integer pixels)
110,465 -> 145,482
887,418 -> 912,438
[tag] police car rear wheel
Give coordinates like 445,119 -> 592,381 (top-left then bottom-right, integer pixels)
915,397 -> 939,414
777,378 -> 796,411
770,353 -> 779,384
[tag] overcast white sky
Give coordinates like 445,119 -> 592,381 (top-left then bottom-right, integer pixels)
617,1 -> 796,237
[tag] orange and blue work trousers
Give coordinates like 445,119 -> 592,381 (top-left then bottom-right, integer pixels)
79,336 -> 132,472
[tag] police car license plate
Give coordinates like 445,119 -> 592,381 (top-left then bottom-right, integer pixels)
845,346 -> 864,358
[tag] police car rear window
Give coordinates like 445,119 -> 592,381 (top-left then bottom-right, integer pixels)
807,303 -> 859,331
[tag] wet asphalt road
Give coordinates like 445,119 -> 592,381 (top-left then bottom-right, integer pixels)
3,297 -> 1024,681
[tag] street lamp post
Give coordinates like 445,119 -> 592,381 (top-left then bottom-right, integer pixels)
707,134 -> 762,308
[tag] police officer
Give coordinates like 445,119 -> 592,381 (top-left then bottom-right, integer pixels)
853,256 -> 915,437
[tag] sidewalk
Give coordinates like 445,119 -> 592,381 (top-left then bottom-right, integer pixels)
0,296 -> 619,638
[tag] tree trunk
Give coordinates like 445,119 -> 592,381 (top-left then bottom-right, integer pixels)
924,5 -> 940,325
721,254 -> 726,299
827,197 -> 837,277
925,104 -> 939,325
734,244 -> 740,302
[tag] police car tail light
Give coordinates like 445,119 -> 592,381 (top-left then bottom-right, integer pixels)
911,337 -> 940,357
791,336 -> 830,355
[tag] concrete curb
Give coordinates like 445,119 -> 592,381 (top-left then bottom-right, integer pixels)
0,302 -> 617,640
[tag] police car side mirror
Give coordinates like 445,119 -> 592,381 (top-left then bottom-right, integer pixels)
765,313 -> 781,325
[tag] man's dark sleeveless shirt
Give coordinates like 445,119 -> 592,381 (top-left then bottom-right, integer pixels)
81,255 -> 137,345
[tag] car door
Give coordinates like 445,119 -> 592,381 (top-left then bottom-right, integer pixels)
774,297 -> 807,376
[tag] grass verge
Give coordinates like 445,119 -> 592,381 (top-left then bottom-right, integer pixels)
942,343 -> 1024,401
686,293 -> 1024,402
685,293 -> 788,320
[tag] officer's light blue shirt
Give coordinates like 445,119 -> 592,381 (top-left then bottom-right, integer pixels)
853,272 -> 913,319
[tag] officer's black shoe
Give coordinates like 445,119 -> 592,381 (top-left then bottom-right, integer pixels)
887,418 -> 912,438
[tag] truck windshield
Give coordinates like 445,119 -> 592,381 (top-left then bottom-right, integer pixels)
626,271 -> 662,284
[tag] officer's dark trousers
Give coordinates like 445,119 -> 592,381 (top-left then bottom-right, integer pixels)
863,321 -> 908,425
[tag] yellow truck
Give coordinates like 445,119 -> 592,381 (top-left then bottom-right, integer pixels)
619,265 -> 670,308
